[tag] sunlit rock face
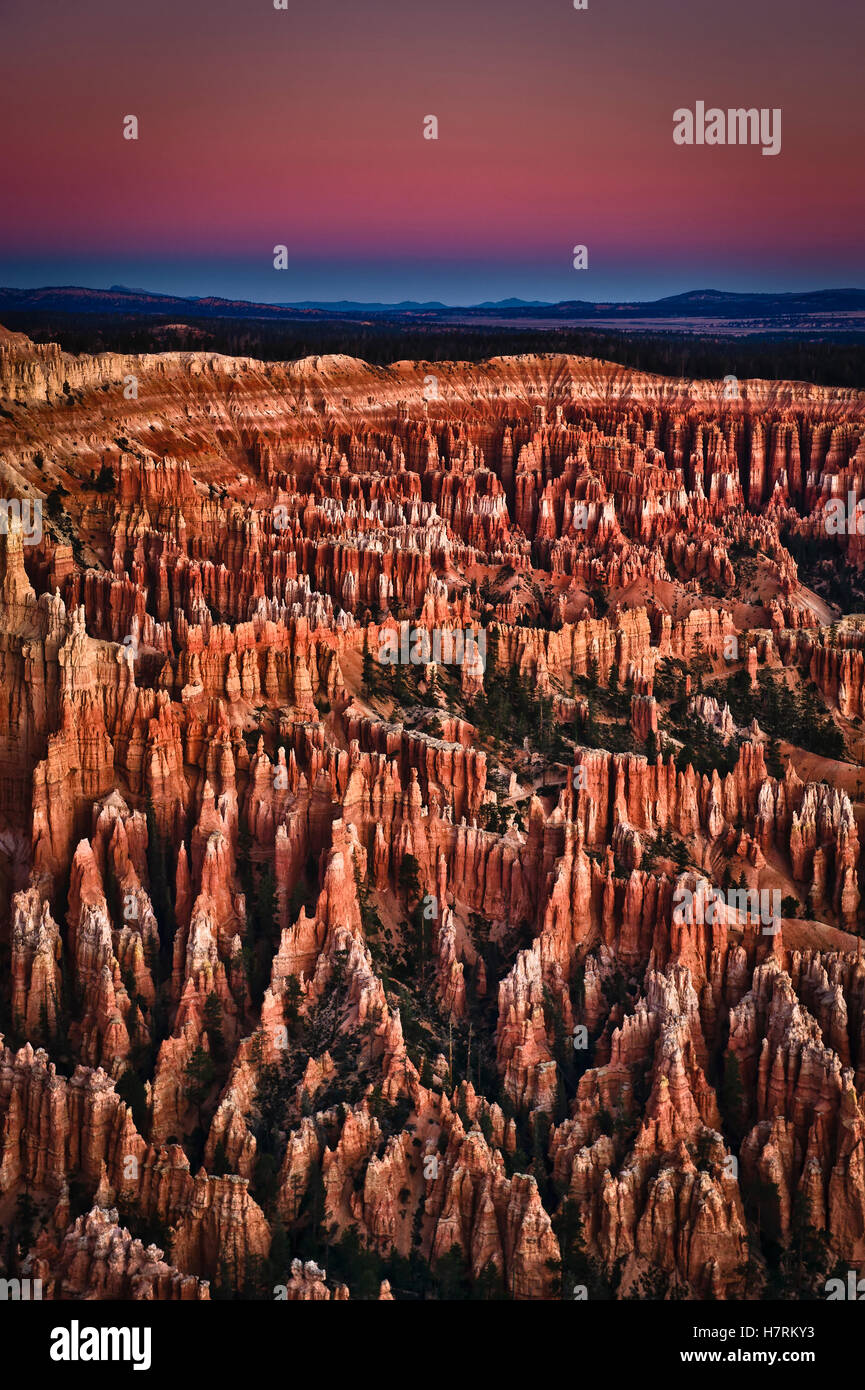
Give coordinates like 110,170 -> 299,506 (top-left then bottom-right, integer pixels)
1,327 -> 865,1300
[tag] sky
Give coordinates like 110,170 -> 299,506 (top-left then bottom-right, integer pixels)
1,0 -> 863,304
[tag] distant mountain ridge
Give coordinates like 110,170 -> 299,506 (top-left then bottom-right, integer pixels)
1,284 -> 864,322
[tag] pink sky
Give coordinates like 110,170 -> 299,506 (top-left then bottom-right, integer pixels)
1,0 -> 862,302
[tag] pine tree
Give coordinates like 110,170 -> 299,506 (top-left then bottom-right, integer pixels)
184,1045 -> 216,1125
721,1052 -> 746,1142
203,991 -> 226,1065
361,631 -> 377,697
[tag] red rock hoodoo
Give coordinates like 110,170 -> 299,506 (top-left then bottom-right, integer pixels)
1,329 -> 865,1300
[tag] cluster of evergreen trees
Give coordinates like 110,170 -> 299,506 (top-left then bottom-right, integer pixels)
467,630 -> 568,759
721,668 -> 845,762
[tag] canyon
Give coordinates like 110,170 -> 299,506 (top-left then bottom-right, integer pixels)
1,322 -> 865,1300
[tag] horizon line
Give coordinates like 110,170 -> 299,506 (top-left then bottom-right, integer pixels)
2,281 -> 865,313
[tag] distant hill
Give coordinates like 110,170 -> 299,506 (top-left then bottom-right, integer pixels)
0,285 -> 332,320
457,288 -> 865,320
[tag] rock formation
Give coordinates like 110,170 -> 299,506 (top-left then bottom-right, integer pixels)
1,327 -> 864,1301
